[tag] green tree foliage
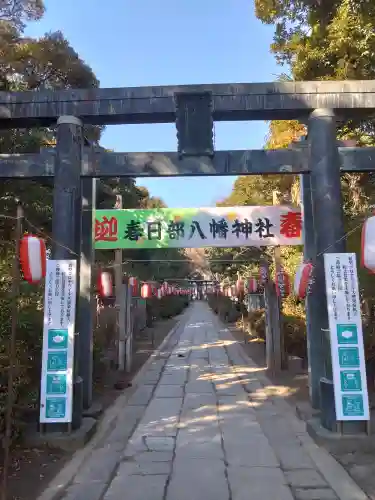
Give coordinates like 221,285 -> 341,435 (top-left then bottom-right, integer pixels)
208,0 -> 375,360
254,0 -> 375,306
0,3 -> 192,439
0,0 -> 106,436
0,0 -> 44,30
255,0 -> 375,81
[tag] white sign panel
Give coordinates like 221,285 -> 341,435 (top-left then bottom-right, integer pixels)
40,260 -> 77,424
324,253 -> 369,421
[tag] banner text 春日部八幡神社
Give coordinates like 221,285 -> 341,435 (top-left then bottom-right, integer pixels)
94,206 -> 303,250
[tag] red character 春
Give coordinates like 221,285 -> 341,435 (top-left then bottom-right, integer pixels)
280,212 -> 302,238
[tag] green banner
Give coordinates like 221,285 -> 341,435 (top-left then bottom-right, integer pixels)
94,206 -> 302,250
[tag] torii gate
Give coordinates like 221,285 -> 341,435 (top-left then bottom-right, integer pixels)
1,80 -> 375,434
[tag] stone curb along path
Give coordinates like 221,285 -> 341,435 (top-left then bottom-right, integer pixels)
39,303 -> 370,500
37,311 -> 189,500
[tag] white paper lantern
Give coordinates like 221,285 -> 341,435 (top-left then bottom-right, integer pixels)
141,283 -> 152,298
294,262 -> 313,299
98,271 -> 113,297
361,215 -> 375,272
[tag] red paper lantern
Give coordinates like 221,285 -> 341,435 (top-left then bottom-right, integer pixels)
276,269 -> 291,298
97,271 -> 113,297
247,277 -> 258,294
20,235 -> 46,284
236,279 -> 244,295
141,283 -> 152,298
129,276 -> 138,296
259,265 -> 268,284
294,262 -> 314,299
361,215 -> 375,272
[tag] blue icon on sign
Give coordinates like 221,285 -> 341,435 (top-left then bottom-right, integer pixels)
48,329 -> 68,349
46,374 -> 67,395
45,397 -> 66,419
47,351 -> 68,371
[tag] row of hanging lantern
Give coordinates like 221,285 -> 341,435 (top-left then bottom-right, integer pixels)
18,233 -> 317,303
211,261 -> 315,302
96,272 -> 192,299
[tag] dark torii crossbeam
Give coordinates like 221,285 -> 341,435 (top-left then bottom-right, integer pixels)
1,80 -> 375,126
1,146 -> 375,177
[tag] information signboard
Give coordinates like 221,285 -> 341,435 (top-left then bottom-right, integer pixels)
324,253 -> 369,421
39,260 -> 77,423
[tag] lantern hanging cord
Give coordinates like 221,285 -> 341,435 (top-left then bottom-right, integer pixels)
0,212 -> 368,272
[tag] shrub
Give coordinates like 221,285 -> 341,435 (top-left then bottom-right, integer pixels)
149,296 -> 189,320
207,295 -> 241,323
246,309 -> 266,340
0,264 -> 44,440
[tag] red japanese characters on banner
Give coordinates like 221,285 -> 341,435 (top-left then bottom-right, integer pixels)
141,283 -> 152,299
294,262 -> 313,299
97,271 -> 113,298
280,212 -> 302,239
276,269 -> 291,298
361,215 -> 375,272
95,216 -> 118,242
20,235 -> 46,284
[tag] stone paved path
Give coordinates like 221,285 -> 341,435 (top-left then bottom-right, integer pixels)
58,303 -> 369,500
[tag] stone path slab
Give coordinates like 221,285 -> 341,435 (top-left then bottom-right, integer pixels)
49,303 -> 369,500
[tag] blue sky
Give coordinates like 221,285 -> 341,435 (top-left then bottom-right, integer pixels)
25,0 -> 280,207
